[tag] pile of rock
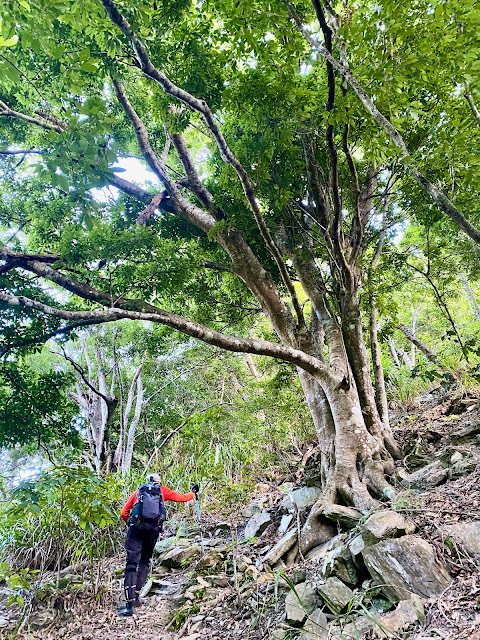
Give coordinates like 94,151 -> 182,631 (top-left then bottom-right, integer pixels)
148,474 -> 480,639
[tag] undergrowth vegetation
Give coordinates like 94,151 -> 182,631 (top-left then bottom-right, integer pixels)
0,467 -> 122,573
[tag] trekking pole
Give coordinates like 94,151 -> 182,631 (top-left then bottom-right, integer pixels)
191,483 -> 201,523
191,483 -> 204,552
195,493 -> 201,523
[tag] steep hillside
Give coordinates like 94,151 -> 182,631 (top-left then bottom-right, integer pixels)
2,390 -> 480,640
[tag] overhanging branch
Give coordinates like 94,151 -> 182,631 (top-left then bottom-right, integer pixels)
0,291 -> 330,379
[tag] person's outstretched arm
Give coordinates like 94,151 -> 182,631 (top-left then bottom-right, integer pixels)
161,486 -> 194,502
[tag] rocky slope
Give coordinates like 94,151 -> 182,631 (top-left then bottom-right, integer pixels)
2,389 -> 480,640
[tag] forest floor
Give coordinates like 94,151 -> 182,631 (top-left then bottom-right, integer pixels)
3,387 -> 480,640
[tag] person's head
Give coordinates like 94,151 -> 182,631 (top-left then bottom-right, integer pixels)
147,473 -> 161,485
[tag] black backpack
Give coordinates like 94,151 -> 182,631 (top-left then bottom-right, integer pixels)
127,482 -> 167,531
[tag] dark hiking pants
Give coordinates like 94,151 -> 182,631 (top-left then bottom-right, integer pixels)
124,526 -> 160,602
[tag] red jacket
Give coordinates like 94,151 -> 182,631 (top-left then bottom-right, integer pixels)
121,486 -> 194,523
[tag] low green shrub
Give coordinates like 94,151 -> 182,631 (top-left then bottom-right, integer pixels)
0,466 -> 123,572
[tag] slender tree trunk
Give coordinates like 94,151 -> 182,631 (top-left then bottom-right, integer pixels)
341,296 -> 399,458
122,375 -> 144,474
388,337 -> 401,367
460,273 -> 480,324
369,298 -> 389,428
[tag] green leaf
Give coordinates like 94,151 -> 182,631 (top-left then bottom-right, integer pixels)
79,47 -> 90,62
0,35 -> 19,47
80,60 -> 98,73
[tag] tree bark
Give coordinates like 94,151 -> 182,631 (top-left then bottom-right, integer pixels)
297,368 -> 335,485
396,323 -> 439,364
369,298 -> 389,428
122,374 -> 144,474
460,273 -> 480,324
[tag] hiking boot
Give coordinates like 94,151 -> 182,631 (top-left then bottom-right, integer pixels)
118,601 -> 135,617
134,596 -> 143,607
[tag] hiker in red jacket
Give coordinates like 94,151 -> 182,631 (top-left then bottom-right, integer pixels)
118,473 -> 198,616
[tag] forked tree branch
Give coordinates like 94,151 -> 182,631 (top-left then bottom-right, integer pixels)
102,0 -> 305,329
113,79 -> 216,234
286,1 -> 480,245
0,99 -> 65,133
54,347 -> 118,408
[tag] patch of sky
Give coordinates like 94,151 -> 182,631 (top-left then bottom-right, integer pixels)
91,156 -> 159,203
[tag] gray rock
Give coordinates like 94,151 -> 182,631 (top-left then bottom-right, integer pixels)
317,577 -> 354,614
376,595 -> 425,636
361,535 -> 451,602
449,456 -> 477,480
184,584 -> 204,600
341,597 -> 424,639
341,616 -> 375,639
361,511 -> 415,544
244,511 -> 272,539
443,521 -> 480,555
285,582 -> 318,623
263,529 -> 298,565
450,450 -> 463,464
154,536 -> 177,555
300,510 -> 337,554
285,541 -> 299,568
300,608 -> 328,639
291,568 -> 308,584
451,422 -> 480,444
322,505 -> 362,529
348,534 -> 366,557
151,579 -> 177,594
170,591 -> 187,606
196,549 -> 223,570
322,542 -> 359,585
205,574 -> 229,587
160,545 -> 200,568
278,514 -> 294,536
401,460 -> 448,489
280,487 -> 322,512
305,534 -> 343,562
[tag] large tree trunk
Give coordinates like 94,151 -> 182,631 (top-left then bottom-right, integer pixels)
341,292 -> 399,458
297,369 -> 335,485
